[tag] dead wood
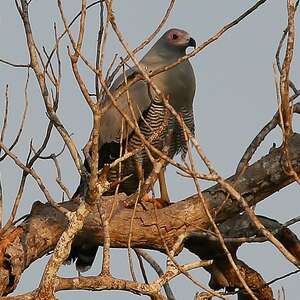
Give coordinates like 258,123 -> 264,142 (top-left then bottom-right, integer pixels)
1,133 -> 300,296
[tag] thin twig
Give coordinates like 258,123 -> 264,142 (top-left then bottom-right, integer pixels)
0,58 -> 30,68
138,0 -> 269,80
127,181 -> 141,282
0,69 -> 29,162
95,1 -> 105,102
51,154 -> 72,200
135,250 -> 149,284
44,1 -> 102,74
275,0 -> 300,96
152,207 -> 224,299
0,85 -> 9,150
98,201 -> 111,275
18,0 -> 83,173
0,140 -> 67,214
135,249 -> 176,300
279,0 -> 296,137
267,269 -> 300,286
218,178 -> 300,268
182,123 -> 258,299
236,112 -> 279,175
107,0 -> 175,86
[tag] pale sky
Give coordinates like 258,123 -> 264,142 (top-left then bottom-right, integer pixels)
0,1 -> 299,299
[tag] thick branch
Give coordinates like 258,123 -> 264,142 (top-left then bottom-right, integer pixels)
1,133 -> 300,295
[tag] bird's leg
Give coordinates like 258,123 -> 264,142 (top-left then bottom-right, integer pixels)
135,160 -> 144,186
154,126 -> 173,207
142,166 -> 171,209
158,168 -> 170,206
142,128 -> 173,209
135,161 -> 156,209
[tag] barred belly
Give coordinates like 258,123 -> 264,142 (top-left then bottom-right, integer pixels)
107,101 -> 194,195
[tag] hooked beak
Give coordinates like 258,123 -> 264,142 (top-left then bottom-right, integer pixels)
188,37 -> 196,48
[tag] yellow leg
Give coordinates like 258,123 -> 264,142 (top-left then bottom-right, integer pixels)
141,165 -> 171,209
135,161 -> 144,184
158,169 -> 170,206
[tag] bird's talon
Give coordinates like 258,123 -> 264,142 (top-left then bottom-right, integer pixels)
142,194 -> 170,208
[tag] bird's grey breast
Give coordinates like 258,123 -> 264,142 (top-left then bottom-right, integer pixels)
150,60 -> 195,110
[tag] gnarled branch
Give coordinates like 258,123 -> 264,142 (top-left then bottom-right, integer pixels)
1,134 -> 300,296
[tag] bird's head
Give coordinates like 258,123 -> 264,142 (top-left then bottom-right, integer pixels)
141,28 -> 196,65
164,28 -> 196,50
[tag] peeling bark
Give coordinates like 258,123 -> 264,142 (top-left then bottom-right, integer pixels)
1,133 -> 300,296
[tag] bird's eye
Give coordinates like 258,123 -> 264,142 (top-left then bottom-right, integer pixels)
172,33 -> 178,40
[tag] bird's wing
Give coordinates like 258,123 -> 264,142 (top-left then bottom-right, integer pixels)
99,66 -> 152,145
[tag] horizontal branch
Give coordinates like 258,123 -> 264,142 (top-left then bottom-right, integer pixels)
1,133 -> 300,295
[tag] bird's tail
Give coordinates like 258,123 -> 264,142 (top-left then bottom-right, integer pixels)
66,242 -> 99,273
67,174 -> 99,273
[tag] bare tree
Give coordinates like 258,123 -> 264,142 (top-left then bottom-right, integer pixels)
0,1 -> 299,299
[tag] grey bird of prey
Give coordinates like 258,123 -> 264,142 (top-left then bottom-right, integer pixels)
71,28 -> 196,272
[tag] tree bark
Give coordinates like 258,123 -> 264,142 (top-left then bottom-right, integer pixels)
1,133 -> 300,296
